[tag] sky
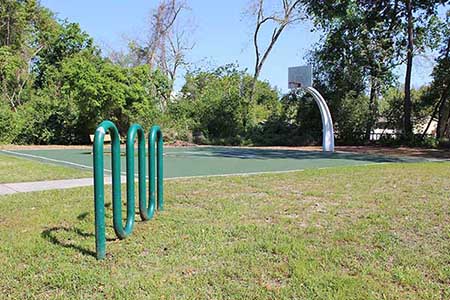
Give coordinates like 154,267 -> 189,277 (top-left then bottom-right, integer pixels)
40,0 -> 440,93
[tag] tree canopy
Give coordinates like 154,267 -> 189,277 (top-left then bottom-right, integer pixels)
0,0 -> 449,147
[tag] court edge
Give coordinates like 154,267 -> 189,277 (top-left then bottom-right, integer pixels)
1,149 -> 399,182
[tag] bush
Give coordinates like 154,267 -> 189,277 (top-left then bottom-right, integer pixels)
247,91 -> 324,146
13,96 -> 81,145
438,138 -> 450,149
0,103 -> 20,144
175,64 -> 280,145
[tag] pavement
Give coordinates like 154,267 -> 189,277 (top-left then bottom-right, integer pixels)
0,176 -> 126,196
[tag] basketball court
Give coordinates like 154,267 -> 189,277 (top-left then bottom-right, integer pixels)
0,146 -> 427,180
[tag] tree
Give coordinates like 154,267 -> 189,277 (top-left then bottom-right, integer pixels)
0,0 -> 57,111
126,0 -> 194,108
246,0 -> 303,129
302,0 -> 448,141
435,18 -> 450,139
33,22 -> 95,88
304,1 -> 399,141
421,10 -> 450,140
0,1 -> 172,145
176,64 -> 280,144
394,0 -> 447,138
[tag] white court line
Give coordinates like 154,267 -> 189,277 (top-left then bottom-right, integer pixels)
1,149 -> 308,180
1,149 -> 402,183
0,155 -> 401,195
0,149 -> 127,176
1,149 -> 94,169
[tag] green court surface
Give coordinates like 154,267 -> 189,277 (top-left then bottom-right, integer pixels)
1,147 -> 428,179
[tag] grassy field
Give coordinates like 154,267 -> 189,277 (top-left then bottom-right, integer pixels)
0,153 -> 91,183
0,162 -> 449,299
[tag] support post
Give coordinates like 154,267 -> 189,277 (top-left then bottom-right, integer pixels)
303,87 -> 335,152
93,120 -> 122,260
149,125 -> 164,212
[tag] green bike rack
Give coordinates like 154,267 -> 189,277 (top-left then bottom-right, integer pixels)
93,120 -> 164,260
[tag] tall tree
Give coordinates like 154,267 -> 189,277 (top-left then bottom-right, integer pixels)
403,0 -> 414,138
0,0 -> 57,111
303,0 -> 448,140
421,10 -> 450,139
436,18 -> 450,138
126,0 -> 194,109
304,1 -> 399,141
395,0 -> 447,138
245,0 -> 303,129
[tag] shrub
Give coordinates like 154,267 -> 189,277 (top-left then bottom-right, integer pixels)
0,103 -> 20,144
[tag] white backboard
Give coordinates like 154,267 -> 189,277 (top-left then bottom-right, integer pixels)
288,65 -> 313,89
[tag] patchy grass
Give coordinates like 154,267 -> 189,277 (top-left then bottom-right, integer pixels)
0,153 -> 91,183
0,162 -> 449,299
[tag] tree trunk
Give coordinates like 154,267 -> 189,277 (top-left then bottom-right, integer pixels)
365,78 -> 378,141
438,99 -> 450,138
403,0 -> 414,139
436,37 -> 450,139
422,96 -> 444,139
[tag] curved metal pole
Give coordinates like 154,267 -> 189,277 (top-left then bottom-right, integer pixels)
149,125 -> 164,212
93,120 -> 123,260
303,87 -> 335,152
127,124 -> 147,223
137,125 -> 156,220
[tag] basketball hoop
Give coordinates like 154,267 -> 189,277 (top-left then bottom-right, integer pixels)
288,65 -> 312,89
288,81 -> 302,89
287,65 -> 335,152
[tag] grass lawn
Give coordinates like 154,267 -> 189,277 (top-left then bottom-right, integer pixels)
0,153 -> 91,183
0,162 -> 449,299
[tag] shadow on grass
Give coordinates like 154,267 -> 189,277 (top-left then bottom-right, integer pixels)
41,226 -> 99,257
77,203 -> 111,220
77,212 -> 89,220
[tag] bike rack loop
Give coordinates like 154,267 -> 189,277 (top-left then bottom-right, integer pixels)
93,121 -> 163,260
149,125 -> 164,212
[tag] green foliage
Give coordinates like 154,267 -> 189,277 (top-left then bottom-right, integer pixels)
381,87 -> 432,130
0,101 -> 18,143
334,93 -> 372,143
0,1 -> 170,145
379,88 -> 404,132
0,46 -> 25,108
0,0 -> 56,50
173,64 -> 280,145
303,0 -> 448,143
13,96 -> 77,144
249,89 -> 373,146
26,53 -> 169,143
0,0 -> 448,146
250,92 -> 319,146
34,22 -> 95,88
181,66 -> 245,142
426,11 -> 450,140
